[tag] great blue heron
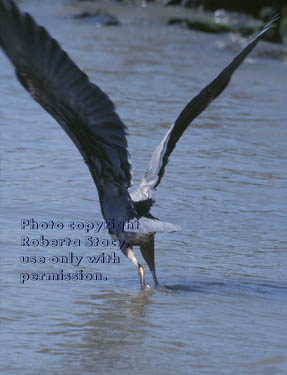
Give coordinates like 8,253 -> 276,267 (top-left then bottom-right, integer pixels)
0,0 -> 278,289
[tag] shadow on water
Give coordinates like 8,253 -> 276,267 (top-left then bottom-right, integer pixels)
161,278 -> 287,299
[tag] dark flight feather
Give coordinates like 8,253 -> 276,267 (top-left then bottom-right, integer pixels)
0,0 -> 131,188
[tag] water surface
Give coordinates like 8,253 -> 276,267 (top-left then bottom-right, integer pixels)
1,1 -> 287,374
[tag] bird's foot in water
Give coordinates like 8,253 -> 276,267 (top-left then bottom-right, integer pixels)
141,283 -> 152,291
154,284 -> 173,296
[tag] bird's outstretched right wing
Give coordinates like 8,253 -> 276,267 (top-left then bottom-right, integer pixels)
131,16 -> 278,204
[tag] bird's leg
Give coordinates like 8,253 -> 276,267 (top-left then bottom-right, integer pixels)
122,245 -> 145,289
140,235 -> 159,287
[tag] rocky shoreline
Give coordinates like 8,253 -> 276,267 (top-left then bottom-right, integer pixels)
166,1 -> 287,44
71,0 -> 286,60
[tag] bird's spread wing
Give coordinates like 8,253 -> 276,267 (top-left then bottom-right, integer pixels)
0,0 -> 131,189
131,16 -> 278,204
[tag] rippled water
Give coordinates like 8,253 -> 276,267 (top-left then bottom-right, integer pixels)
1,1 -> 287,374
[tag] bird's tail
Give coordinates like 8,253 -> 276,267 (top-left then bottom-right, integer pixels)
99,182 -> 180,235
123,216 -> 181,234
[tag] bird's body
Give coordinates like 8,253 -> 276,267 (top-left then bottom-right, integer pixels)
0,0 -> 278,289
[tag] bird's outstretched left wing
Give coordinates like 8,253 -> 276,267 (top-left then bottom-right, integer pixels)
0,0 -> 131,189
131,16 -> 278,204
